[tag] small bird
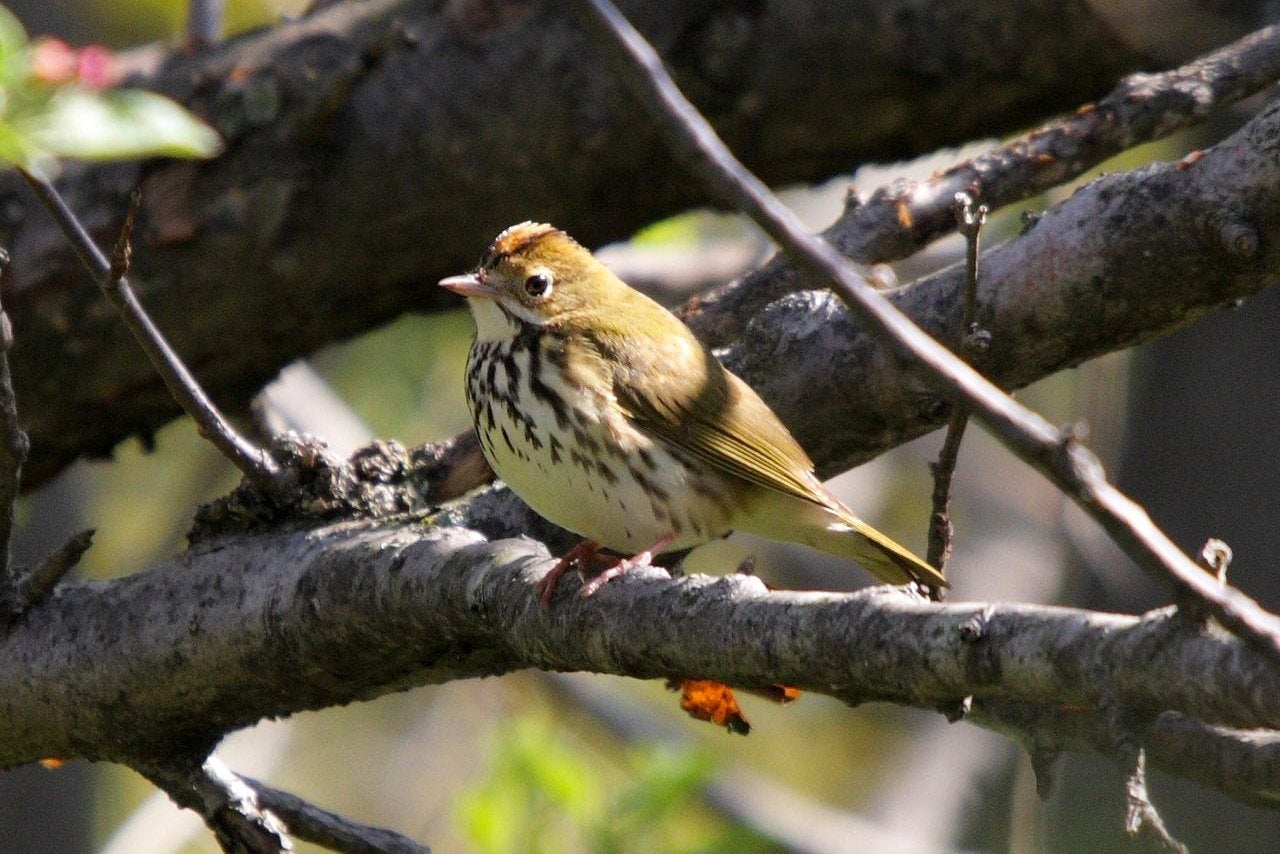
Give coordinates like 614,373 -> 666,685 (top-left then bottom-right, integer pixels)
440,222 -> 946,606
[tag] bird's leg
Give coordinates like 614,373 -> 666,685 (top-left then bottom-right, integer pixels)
577,533 -> 675,599
536,539 -> 602,609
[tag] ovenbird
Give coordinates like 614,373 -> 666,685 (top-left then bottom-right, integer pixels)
440,222 -> 947,605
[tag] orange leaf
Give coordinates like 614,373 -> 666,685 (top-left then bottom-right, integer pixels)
38,758 -> 64,769
677,679 -> 751,735
745,684 -> 801,704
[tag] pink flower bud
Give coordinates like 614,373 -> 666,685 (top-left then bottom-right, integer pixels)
75,45 -> 117,90
31,38 -> 78,85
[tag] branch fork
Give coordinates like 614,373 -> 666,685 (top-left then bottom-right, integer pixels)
19,170 -> 288,495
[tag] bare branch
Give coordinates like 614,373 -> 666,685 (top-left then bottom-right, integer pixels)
925,193 -> 987,579
925,414 -> 966,576
399,430 -> 493,505
143,755 -> 292,854
689,22 -> 1280,345
4,516 -> 1280,815
978,702 -> 1280,810
1144,714 -> 1280,809
1105,705 -> 1190,853
1180,538 -> 1235,625
245,778 -> 429,854
17,172 -> 286,493
570,0 -> 1280,662
854,22 -> 1280,260
1200,539 -> 1234,585
16,529 -> 95,610
1123,747 -> 1189,853
954,192 -> 989,351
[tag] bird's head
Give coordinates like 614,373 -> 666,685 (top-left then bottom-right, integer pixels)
439,222 -> 626,338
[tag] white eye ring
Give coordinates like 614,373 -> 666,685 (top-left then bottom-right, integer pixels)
523,271 -> 553,298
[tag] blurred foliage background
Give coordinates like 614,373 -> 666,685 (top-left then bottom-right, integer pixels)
2,2 -> 1279,853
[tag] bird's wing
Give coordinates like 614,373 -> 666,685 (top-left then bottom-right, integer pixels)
593,319 -> 948,588
605,331 -> 837,510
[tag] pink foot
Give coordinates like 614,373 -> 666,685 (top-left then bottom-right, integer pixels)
578,534 -> 675,599
536,540 -> 601,610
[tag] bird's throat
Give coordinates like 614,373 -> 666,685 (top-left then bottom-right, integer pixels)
466,297 -> 523,343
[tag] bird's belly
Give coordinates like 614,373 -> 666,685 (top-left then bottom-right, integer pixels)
468,344 -> 734,554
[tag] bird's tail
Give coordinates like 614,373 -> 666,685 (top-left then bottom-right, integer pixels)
743,493 -> 948,588
816,512 -> 948,588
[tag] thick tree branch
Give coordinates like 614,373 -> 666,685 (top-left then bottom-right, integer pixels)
687,22 -> 1280,344
715,81 -> 1280,479
2,515 -> 1280,812
0,0 -> 1169,488
219,58 -> 1280,532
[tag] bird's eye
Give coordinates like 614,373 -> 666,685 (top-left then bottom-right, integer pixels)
524,272 -> 553,298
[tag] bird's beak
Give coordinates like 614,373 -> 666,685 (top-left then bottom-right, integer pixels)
438,272 -> 496,298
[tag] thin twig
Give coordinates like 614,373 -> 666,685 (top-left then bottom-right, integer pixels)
1199,538 -> 1233,585
17,529 -> 94,609
1104,706 -> 1189,853
18,173 -> 286,493
926,414 -> 967,574
571,0 -> 1280,664
1123,748 -> 1189,853
955,194 -> 988,347
187,0 -> 226,49
246,778 -> 430,854
144,755 -> 292,854
0,247 -> 27,618
1181,538 -> 1234,625
925,193 -> 987,579
977,701 -> 1280,811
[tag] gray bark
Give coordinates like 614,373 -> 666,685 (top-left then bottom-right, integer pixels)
721,94 -> 1280,475
3,508 -> 1278,809
0,0 -> 1144,487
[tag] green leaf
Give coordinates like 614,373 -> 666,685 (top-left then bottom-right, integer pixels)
19,87 -> 222,162
0,5 -> 28,87
0,119 -> 37,169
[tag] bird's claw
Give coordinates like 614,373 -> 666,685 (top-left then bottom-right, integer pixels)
536,540 -> 602,610
577,550 -> 654,598
539,534 -> 675,608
